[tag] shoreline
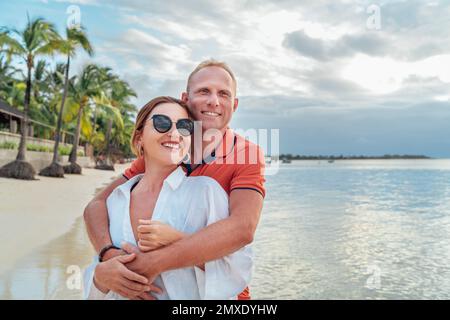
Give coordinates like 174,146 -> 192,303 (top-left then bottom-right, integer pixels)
0,164 -> 127,276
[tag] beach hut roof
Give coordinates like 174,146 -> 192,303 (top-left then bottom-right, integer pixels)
0,100 -> 24,119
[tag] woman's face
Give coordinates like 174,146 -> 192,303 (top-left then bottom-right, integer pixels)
138,103 -> 191,165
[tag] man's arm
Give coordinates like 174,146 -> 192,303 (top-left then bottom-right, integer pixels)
83,176 -> 127,257
126,189 -> 263,277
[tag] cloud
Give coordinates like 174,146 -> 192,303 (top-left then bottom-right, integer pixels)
37,0 -> 450,156
283,29 -> 394,61
54,0 -> 101,5
283,30 -> 328,60
103,28 -> 192,73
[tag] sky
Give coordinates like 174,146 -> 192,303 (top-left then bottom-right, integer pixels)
1,0 -> 450,157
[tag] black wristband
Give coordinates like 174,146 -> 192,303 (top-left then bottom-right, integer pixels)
98,244 -> 120,262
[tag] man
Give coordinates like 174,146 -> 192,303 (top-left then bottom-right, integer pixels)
84,59 -> 265,300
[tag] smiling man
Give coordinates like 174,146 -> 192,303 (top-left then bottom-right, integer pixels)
83,59 -> 266,300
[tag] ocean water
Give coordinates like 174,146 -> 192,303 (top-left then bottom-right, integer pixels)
250,159 -> 450,299
1,159 -> 449,299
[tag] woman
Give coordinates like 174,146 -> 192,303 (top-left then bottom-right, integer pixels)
83,96 -> 252,299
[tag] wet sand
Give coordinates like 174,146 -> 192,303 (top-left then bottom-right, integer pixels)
0,217 -> 93,299
0,164 -> 128,294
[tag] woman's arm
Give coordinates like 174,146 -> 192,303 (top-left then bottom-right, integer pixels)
137,220 -> 205,270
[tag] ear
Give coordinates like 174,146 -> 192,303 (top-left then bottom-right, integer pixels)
233,97 -> 239,112
134,130 -> 143,148
136,130 -> 143,142
181,92 -> 189,103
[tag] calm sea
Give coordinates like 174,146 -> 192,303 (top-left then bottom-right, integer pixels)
251,159 -> 450,299
1,159 -> 449,299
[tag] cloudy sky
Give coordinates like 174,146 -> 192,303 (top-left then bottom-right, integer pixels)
2,0 -> 450,157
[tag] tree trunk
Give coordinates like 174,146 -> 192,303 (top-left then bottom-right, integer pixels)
94,118 -> 114,171
51,55 -> 70,164
16,58 -> 32,161
1,56 -> 36,179
69,105 -> 83,164
92,104 -> 98,133
105,118 -> 113,164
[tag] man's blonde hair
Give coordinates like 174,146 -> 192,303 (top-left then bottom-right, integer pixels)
186,59 -> 237,94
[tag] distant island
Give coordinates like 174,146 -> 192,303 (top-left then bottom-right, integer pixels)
278,154 -> 431,160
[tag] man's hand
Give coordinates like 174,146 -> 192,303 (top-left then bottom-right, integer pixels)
101,248 -> 125,261
137,220 -> 185,252
122,242 -> 161,283
93,253 -> 162,299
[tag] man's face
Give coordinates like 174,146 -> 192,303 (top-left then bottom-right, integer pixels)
182,66 -> 238,132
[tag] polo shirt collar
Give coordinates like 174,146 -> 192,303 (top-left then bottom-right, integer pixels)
201,127 -> 236,163
214,128 -> 235,158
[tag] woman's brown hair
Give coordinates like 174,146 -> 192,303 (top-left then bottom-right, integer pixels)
130,96 -> 192,157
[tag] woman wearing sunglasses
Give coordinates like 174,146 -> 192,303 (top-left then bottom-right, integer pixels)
83,96 -> 252,300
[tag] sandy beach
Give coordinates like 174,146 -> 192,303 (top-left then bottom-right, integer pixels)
0,164 -> 127,276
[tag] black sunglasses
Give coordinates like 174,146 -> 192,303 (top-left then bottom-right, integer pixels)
149,114 -> 194,137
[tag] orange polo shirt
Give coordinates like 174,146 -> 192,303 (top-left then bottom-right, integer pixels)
123,128 -> 266,299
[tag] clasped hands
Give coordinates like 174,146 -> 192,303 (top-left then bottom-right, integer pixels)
93,220 -> 185,300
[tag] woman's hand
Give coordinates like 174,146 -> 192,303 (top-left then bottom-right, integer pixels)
93,253 -> 162,299
137,220 -> 185,252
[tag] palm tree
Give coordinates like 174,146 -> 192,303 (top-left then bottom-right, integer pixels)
30,63 -> 65,129
31,60 -> 47,103
93,70 -> 133,170
0,55 -> 23,113
63,64 -> 103,174
0,55 -> 20,98
0,17 -> 59,180
1,81 -> 25,110
96,76 -> 137,170
40,26 -> 93,178
28,60 -> 56,140
108,95 -> 137,161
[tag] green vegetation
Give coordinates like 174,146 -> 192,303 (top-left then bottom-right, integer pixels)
0,15 -> 137,179
0,141 -> 17,149
0,141 -> 83,156
279,154 -> 431,160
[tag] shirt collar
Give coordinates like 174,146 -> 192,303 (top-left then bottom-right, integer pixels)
213,128 -> 235,158
118,166 -> 186,195
184,128 -> 237,174
190,128 -> 236,165
163,166 -> 186,190
117,174 -> 143,196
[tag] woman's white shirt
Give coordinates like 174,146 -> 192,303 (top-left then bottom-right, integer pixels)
83,166 -> 253,300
